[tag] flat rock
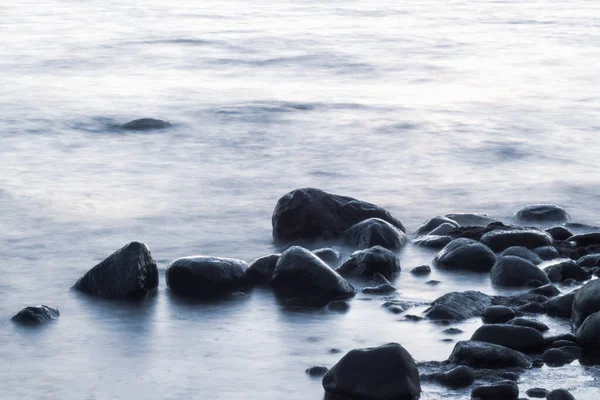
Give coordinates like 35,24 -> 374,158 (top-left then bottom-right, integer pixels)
445,213 -> 496,227
470,324 -> 545,353
246,254 -> 280,284
11,305 -> 59,325
471,381 -> 519,400
425,291 -> 492,321
490,256 -> 550,287
412,235 -> 452,249
501,246 -> 543,265
482,306 -> 515,324
532,245 -> 559,260
515,204 -> 570,223
337,246 -> 400,279
506,318 -> 549,332
434,238 -> 497,272
344,218 -> 407,250
448,340 -> 532,368
415,216 -> 459,236
119,118 -> 171,131
572,279 -> 600,326
481,229 -> 554,252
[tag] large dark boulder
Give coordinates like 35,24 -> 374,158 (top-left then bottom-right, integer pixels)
532,245 -> 559,261
166,256 -> 248,298
272,188 -> 404,243
501,246 -> 543,265
11,305 -> 59,325
74,242 -> 158,298
448,341 -> 532,368
337,246 -> 400,279
447,222 -> 517,241
482,306 -> 515,324
576,311 -> 600,349
246,254 -> 280,284
415,216 -> 458,236
566,232 -> 600,247
490,256 -> 550,287
543,261 -> 590,283
271,246 -> 355,303
471,324 -> 545,353
471,381 -> 519,400
313,248 -> 341,266
425,291 -> 492,321
546,291 -> 576,318
119,118 -> 171,131
481,229 -> 553,252
572,279 -> 600,326
515,204 -> 570,223
546,389 -> 576,400
577,253 -> 600,268
546,226 -> 573,241
343,218 -> 407,250
434,238 -> 496,272
542,348 -> 577,367
435,365 -> 475,388
322,343 -> 421,400
445,213 -> 496,227
530,283 -> 561,297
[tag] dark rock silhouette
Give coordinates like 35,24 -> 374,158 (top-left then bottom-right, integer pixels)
448,340 -> 532,368
515,204 -> 570,223
343,218 -> 407,250
490,256 -> 550,287
11,305 -> 59,324
119,118 -> 171,131
434,238 -> 496,272
337,246 -> 400,279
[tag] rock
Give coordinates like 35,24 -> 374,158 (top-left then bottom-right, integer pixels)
410,265 -> 431,275
532,246 -> 559,260
362,284 -> 396,295
527,279 -> 544,288
517,301 -> 545,314
166,255 -> 248,298
425,291 -> 492,321
412,235 -> 453,249
501,246 -> 543,265
246,254 -> 280,284
544,261 -> 590,283
471,381 -> 519,400
328,300 -> 350,312
543,348 -> 577,366
577,253 -> 600,267
546,226 -> 573,241
576,310 -> 600,349
567,232 -> 600,246
526,388 -> 548,398
425,280 -> 440,286
546,389 -> 575,400
382,300 -> 417,314
271,246 -> 355,304
490,256 -> 550,287
119,118 -> 171,131
272,188 -> 404,243
415,216 -> 459,236
434,238 -> 497,272
372,272 -> 392,285
428,223 -> 458,236
546,291 -> 576,318
343,218 -> 407,250
404,314 -> 423,322
515,204 -> 570,223
322,343 -> 421,400
74,242 -> 158,298
572,279 -> 600,326
443,328 -> 463,335
313,248 -> 341,266
529,284 -> 561,298
507,318 -> 549,332
482,306 -> 515,324
306,366 -> 328,377
545,333 -> 577,345
549,340 -> 577,348
337,246 -> 400,279
471,324 -> 545,353
481,229 -> 554,252
445,213 -> 496,227
436,365 -> 475,388
11,305 -> 59,324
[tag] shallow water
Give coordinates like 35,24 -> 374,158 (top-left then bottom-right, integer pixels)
2,0 -> 600,399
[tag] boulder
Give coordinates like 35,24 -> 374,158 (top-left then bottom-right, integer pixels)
542,348 -> 577,366
545,226 -> 573,241
529,284 -> 561,298
576,253 -> 600,268
410,265 -> 431,275
471,324 -> 545,353
526,388 -> 548,398
546,291 -> 576,318
306,366 -> 328,377
11,305 -> 59,324
544,261 -> 590,283
343,218 -> 407,250
490,256 -> 550,287
74,242 -> 158,298
415,216 -> 458,236
119,118 -> 171,131
412,235 -> 452,249
576,310 -> 600,349
471,381 -> 519,400
246,254 -> 279,284
515,204 -> 570,223
546,389 -> 576,400
166,256 -> 248,298
322,343 -> 421,400
482,306 -> 515,324
271,246 -> 355,304
272,188 -> 404,243
532,246 -> 559,260
445,213 -> 496,227
447,222 -> 517,241
435,365 -> 475,388
425,291 -> 492,321
572,279 -> 600,326
427,223 -> 458,236
507,318 -> 549,332
434,238 -> 497,272
501,246 -> 543,265
448,341 -> 532,368
567,232 -> 600,247
313,248 -> 341,266
481,229 -> 553,252
337,246 -> 400,279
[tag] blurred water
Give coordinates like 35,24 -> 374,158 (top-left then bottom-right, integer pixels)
2,0 -> 600,398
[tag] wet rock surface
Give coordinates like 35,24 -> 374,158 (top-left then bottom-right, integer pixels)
415,216 -> 459,236
544,260 -> 590,283
119,118 -> 171,131
480,228 -> 553,252
448,340 -> 532,369
490,256 -> 550,287
343,217 -> 407,250
501,246 -> 543,265
482,305 -> 515,324
434,238 -> 497,272
425,291 -> 492,320
546,389 -> 576,400
572,279 -> 600,326
312,248 -> 341,266
471,380 -> 519,400
445,213 -> 496,227
410,265 -> 431,275
337,246 -> 400,279
515,204 -> 570,223
11,305 -> 60,324
507,318 -> 549,332
576,311 -> 600,349
470,324 -> 545,353
246,254 -> 280,284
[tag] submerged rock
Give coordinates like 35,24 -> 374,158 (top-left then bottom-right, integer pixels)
312,248 -> 341,266
246,254 -> 280,284
501,246 -> 543,265
74,242 -> 158,298
410,265 -> 431,275
445,213 -> 496,227
337,246 -> 400,279
382,300 -> 424,314
272,188 -> 404,243
343,218 -> 407,250
322,343 -> 421,400
434,238 -> 496,272
271,246 -> 355,304
490,256 -> 550,287
361,283 -> 396,295
415,216 -> 459,236
546,226 -> 573,241
328,300 -> 350,312
471,381 -> 519,400
448,340 -> 532,369
544,260 -> 590,283
443,328 -> 463,335
572,279 -> 600,326
481,229 -> 553,252
576,311 -> 600,349
166,256 -> 248,298
425,291 -> 492,321
515,204 -> 570,223
471,324 -> 545,353
11,305 -> 59,325
119,118 -> 171,131
482,306 -> 515,324
306,366 -> 328,377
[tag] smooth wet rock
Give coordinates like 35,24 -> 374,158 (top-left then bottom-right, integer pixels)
382,300 -> 423,314
272,188 -> 404,243
515,204 -> 570,223
362,284 -> 396,295
490,256 -> 550,287
425,280 -> 440,286
501,246 -> 543,265
11,305 -> 59,324
481,229 -> 553,252
546,226 -> 573,241
271,246 -> 355,304
434,238 -> 497,272
344,218 -> 407,250
543,348 -> 577,366
549,340 -> 577,348
415,216 -> 459,236
166,255 -> 248,298
436,365 -> 475,388
410,265 -> 431,275
567,232 -> 600,247
507,318 -> 549,332
532,246 -> 559,261
404,314 -> 423,322
546,291 -> 576,318
471,324 -> 545,353
482,306 -> 515,324
428,223 -> 457,236
572,279 -> 600,326
337,246 -> 400,279
306,366 -> 328,377
322,343 -> 421,400
576,310 -> 600,349
530,283 -> 561,298
313,248 -> 341,266
443,328 -> 463,335
412,235 -> 452,249
471,381 -> 519,400
74,241 -> 158,298
448,222 -> 519,242
544,260 -> 590,283
546,389 -> 575,400
576,253 -> 600,268
445,213 -> 496,227
328,300 -> 350,312
246,254 -> 280,284
525,388 -> 548,398
425,291 -> 492,321
119,118 -> 171,131
517,301 -> 545,314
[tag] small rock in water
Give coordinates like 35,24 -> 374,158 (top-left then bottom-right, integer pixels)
506,318 -> 549,332
567,232 -> 600,247
445,212 -> 496,227
428,223 -> 458,236
576,253 -> 600,268
546,291 -> 576,318
246,254 -> 280,284
448,341 -> 532,369
327,300 -> 350,312
436,365 -> 475,388
575,310 -> 600,349
481,229 -> 553,252
525,388 -> 548,398
404,314 -> 423,322
361,284 -> 396,295
312,248 -> 341,266
572,279 -> 600,326
11,305 -> 59,325
337,246 -> 400,279
471,380 -> 519,400
532,245 -> 559,261
425,291 -> 492,320
434,238 -> 497,272
490,256 -> 550,287
415,216 -> 459,236
343,217 -> 407,250
119,118 -> 171,131
544,261 -> 590,283
305,366 -> 328,377
501,246 -> 543,265
410,265 -> 431,275
542,348 -> 577,367
546,389 -> 576,400
382,300 -> 423,314
482,306 -> 515,324
426,280 -> 441,286
443,327 -> 463,335
545,226 -> 573,241
412,235 -> 453,249
529,284 -> 561,298
470,324 -> 545,353
328,348 -> 342,354
514,204 -> 570,223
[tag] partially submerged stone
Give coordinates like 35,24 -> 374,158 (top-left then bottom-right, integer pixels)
11,305 -> 59,325
515,204 -> 570,223
434,238 -> 496,272
119,118 -> 171,131
490,256 -> 550,287
572,279 -> 600,326
471,381 -> 519,400
544,260 -> 590,283
471,324 -> 545,353
545,226 -> 573,241
448,340 -> 532,369
445,213 -> 496,227
576,311 -> 600,349
415,216 -> 459,236
481,229 -> 553,252
337,246 -> 400,279
343,218 -> 407,250
425,291 -> 492,321
501,246 -> 543,265
246,254 -> 280,284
